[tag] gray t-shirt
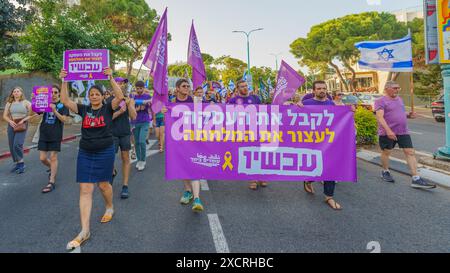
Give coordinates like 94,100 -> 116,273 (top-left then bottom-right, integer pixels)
9,101 -> 30,120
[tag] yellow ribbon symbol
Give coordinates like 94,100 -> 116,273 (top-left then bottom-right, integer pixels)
222,152 -> 233,171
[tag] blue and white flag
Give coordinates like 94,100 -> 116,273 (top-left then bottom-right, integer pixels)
242,70 -> 248,81
202,82 -> 209,94
218,80 -> 227,97
267,78 -> 273,91
228,80 -> 235,92
71,80 -> 85,96
84,80 -> 95,105
355,33 -> 413,72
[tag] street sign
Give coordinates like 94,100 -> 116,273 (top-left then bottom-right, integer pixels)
424,0 -> 439,64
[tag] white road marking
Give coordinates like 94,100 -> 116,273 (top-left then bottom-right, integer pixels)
207,213 -> 230,253
130,140 -> 158,164
409,130 -> 423,135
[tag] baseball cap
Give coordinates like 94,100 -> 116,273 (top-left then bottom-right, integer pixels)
114,77 -> 129,83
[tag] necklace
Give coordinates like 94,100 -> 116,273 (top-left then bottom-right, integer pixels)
88,105 -> 103,127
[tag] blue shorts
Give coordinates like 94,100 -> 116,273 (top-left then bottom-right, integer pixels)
156,117 -> 165,128
76,145 -> 115,183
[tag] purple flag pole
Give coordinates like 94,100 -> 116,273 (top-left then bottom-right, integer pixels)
272,60 -> 305,105
187,20 -> 207,90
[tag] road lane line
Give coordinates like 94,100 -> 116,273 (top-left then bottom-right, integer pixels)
207,213 -> 230,253
409,131 -> 424,135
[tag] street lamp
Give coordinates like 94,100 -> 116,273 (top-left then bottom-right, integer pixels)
270,52 -> 283,71
232,28 -> 264,75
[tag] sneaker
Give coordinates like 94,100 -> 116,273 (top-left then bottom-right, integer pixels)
135,161 -> 142,170
137,161 -> 145,171
411,177 -> 436,189
180,191 -> 193,205
16,163 -> 25,174
120,186 -> 129,199
381,171 -> 395,183
192,198 -> 204,212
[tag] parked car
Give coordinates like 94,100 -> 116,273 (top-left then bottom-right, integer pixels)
358,94 -> 383,111
431,94 -> 445,122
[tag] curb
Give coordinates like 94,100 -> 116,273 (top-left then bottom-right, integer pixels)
0,133 -> 81,160
357,149 -> 450,189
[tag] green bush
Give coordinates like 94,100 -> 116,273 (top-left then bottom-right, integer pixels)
355,107 -> 378,145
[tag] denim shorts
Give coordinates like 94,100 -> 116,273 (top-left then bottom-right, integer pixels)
156,117 -> 165,128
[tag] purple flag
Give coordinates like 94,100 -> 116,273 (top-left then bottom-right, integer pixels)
142,8 -> 168,96
272,61 -> 305,105
151,92 -> 168,114
187,21 -> 207,90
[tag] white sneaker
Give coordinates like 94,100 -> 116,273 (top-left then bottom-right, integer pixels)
135,161 -> 142,170
137,161 -> 145,171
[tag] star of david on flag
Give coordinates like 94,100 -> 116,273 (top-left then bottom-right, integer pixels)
355,33 -> 413,72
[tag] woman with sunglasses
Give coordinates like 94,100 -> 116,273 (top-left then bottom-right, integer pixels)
37,85 -> 70,193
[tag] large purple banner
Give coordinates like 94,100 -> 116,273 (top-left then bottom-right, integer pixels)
63,49 -> 110,81
166,103 -> 357,182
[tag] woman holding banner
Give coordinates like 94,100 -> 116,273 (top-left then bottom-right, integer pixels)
3,87 -> 34,174
60,67 -> 124,250
37,85 -> 70,193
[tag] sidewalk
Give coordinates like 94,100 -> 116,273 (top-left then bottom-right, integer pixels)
358,144 -> 450,189
0,111 -> 81,160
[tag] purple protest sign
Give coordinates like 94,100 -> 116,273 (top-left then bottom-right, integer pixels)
188,21 -> 206,90
272,61 -> 305,105
165,103 -> 357,182
32,86 -> 53,113
63,49 -> 109,82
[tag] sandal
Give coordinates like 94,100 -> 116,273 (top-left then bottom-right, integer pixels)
303,182 -> 315,194
100,208 -> 114,223
258,181 -> 268,187
42,182 -> 56,193
325,198 -> 342,210
249,181 -> 258,190
66,231 -> 90,250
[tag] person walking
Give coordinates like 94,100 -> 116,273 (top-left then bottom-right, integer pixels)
60,67 -> 124,250
228,80 -> 267,190
109,78 -> 137,199
163,79 -> 204,212
302,81 -> 342,210
37,85 -> 70,193
375,81 -> 436,189
131,81 -> 152,171
3,86 -> 34,174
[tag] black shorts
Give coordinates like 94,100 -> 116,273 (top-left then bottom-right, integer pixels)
113,135 -> 131,153
379,134 -> 413,150
38,140 -> 61,152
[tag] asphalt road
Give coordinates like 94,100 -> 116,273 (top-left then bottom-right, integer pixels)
1,139 -> 450,253
407,109 -> 446,155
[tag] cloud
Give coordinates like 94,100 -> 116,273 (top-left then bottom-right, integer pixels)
367,0 -> 381,5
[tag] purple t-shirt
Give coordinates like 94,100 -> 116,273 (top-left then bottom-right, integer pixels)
302,98 -> 335,106
374,96 -> 409,136
171,96 -> 194,103
132,93 -> 151,124
302,93 -> 333,102
228,95 -> 261,105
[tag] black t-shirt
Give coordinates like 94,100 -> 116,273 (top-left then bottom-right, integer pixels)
106,97 -> 131,137
39,102 -> 70,142
77,102 -> 114,152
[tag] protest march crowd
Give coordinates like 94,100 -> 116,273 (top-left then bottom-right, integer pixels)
1,8 -> 437,251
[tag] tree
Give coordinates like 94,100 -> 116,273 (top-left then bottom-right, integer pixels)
77,0 -> 160,78
20,0 -> 126,78
214,55 -> 247,83
0,0 -> 34,71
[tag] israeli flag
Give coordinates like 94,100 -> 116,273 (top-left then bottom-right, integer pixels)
228,80 -> 235,91
267,78 -> 273,91
84,80 -> 95,105
71,81 -> 85,96
242,70 -> 248,81
355,33 -> 413,72
202,82 -> 209,94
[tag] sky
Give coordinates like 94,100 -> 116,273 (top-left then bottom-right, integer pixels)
131,0 -> 422,72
